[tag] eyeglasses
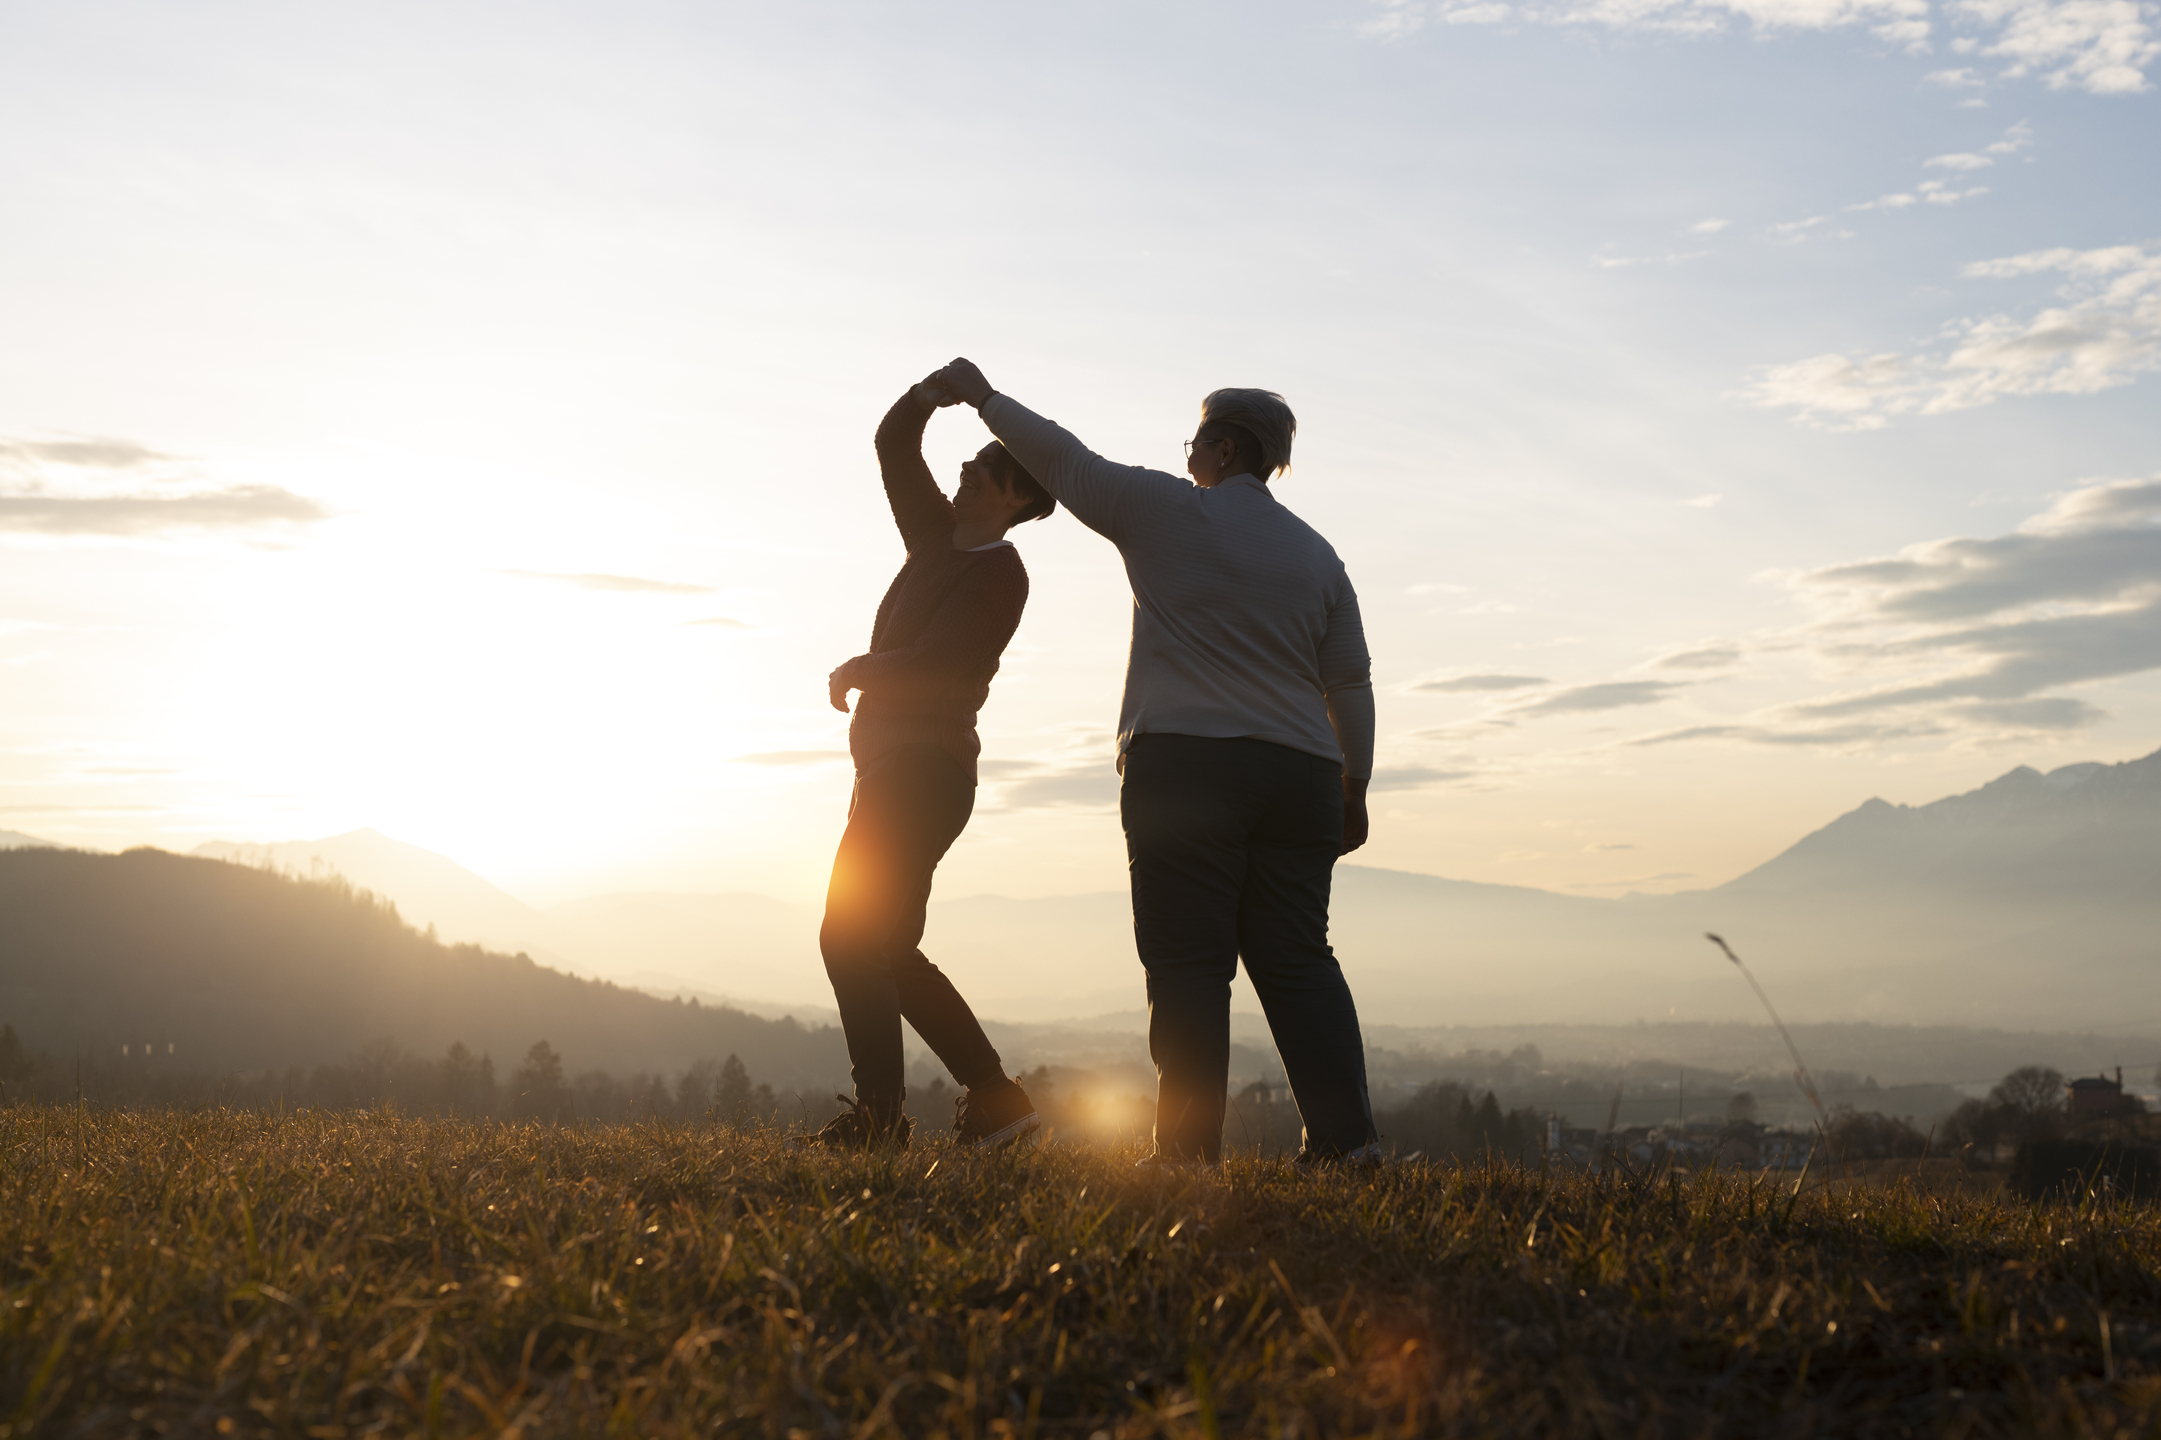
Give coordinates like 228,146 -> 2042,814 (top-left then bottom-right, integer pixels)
1182,437 -> 1229,458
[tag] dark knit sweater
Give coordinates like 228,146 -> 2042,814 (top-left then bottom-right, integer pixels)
843,394 -> 1030,780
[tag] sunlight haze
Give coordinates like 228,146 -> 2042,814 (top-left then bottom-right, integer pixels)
4,0 -> 2156,916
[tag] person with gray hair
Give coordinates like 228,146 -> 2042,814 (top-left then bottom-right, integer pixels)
928,357 -> 1379,1165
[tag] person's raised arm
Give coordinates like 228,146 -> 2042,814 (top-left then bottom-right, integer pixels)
1318,581 -> 1376,855
873,384 -> 956,550
934,357 -> 1188,545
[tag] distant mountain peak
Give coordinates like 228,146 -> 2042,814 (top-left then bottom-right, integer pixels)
1719,743 -> 2161,898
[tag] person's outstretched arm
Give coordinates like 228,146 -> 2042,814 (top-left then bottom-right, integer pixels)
934,358 -> 1185,545
874,384 -> 956,550
1319,582 -> 1376,854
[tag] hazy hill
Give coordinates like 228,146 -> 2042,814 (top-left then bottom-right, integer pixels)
1,829 -> 55,849
192,829 -> 562,961
543,890 -> 832,1006
0,847 -> 849,1087
175,745 -> 2161,1032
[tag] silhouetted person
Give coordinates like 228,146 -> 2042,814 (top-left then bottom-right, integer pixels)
935,358 -> 1379,1165
812,376 -> 1055,1150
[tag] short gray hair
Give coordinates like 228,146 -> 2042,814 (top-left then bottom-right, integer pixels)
1199,388 -> 1296,479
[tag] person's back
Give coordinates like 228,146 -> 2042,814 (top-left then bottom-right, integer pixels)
1092,475 -> 1361,765
936,359 -> 1381,1165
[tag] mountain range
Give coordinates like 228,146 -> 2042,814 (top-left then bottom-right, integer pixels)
170,745 -> 2161,1032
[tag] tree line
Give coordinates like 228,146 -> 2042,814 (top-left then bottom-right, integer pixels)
0,1026 -> 789,1126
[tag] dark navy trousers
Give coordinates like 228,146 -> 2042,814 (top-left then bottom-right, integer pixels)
1120,733 -> 1377,1160
819,744 -> 1004,1116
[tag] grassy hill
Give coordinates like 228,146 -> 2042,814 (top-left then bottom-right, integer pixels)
0,846 -> 848,1087
5,1108 -> 2157,1437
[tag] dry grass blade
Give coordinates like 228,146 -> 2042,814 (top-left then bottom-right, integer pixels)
1,1106 -> 2157,1438
1707,931 -> 1831,1129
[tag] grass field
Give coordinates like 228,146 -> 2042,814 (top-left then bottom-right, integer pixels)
4,1108 -> 2159,1438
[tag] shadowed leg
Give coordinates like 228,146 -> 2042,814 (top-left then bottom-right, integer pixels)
1122,735 -> 1258,1162
1236,753 -> 1375,1155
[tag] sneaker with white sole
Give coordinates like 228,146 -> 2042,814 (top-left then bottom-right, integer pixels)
953,1078 -> 1040,1150
1293,1139 -> 1387,1169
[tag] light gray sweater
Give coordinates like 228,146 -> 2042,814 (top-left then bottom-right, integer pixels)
981,393 -> 1375,779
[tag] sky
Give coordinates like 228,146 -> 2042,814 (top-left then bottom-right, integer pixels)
2,0 -> 2157,907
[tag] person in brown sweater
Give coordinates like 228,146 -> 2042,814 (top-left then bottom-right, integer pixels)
811,376 -> 1054,1150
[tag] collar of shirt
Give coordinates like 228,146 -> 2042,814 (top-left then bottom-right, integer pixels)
966,539 -> 1015,551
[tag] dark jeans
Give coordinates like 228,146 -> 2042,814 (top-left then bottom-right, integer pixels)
819,743 -> 1004,1116
1121,733 -> 1377,1160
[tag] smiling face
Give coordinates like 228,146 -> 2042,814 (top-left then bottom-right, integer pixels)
954,443 -> 1031,529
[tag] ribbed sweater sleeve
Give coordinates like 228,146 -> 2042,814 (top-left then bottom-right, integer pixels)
875,391 -> 955,548
1319,587 -> 1375,780
979,393 -> 1185,544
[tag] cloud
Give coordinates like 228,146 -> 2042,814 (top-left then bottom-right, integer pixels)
1363,0 -> 2155,89
1633,477 -> 2161,746
1368,766 -> 1480,791
992,765 -> 1119,810
732,750 -> 847,766
1926,65 -> 1989,84
0,438 -> 170,469
1629,719 -> 1952,746
1987,118 -> 2037,152
1682,493 -> 1724,508
501,570 -> 714,595
1566,871 -> 1695,888
1586,841 -> 1638,850
0,486 -> 328,536
1951,0 -> 2158,93
684,616 -> 752,629
1593,247 -> 1712,269
1687,218 -> 1731,234
1650,643 -> 1743,670
1925,150 -> 1997,169
1514,679 -> 1686,715
1741,243 -> 2161,428
1413,673 -> 1549,692
1367,0 -> 1932,44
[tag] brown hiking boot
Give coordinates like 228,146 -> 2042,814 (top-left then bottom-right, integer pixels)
953,1078 -> 1040,1150
807,1093 -> 912,1151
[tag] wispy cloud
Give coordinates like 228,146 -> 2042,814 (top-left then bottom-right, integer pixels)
1413,673 -> 1548,693
1629,477 -> 2161,746
731,750 -> 847,766
1361,0 -> 2154,91
0,486 -> 328,536
1369,765 -> 1481,791
988,763 -> 1119,811
1363,0 -> 1932,47
1566,871 -> 1694,888
1513,679 -> 1686,715
501,570 -> 715,595
0,432 -> 323,537
1950,0 -> 2158,94
1650,643 -> 1742,671
0,438 -> 171,469
684,616 -> 752,629
1740,243 -> 2161,429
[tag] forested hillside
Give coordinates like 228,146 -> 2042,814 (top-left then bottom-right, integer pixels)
0,847 -> 847,1087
